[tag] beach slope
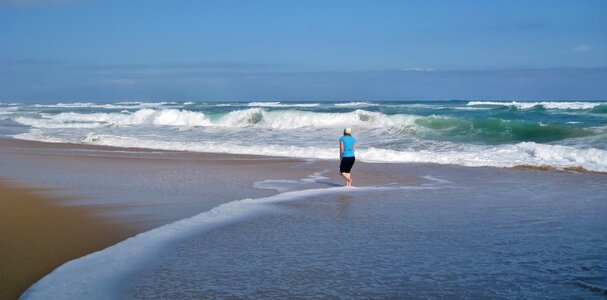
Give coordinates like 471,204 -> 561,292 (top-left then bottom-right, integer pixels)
0,180 -> 133,300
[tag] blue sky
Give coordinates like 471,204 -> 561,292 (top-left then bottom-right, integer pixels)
1,0 -> 606,102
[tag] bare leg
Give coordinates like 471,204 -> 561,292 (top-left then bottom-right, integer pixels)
340,172 -> 348,186
341,172 -> 352,187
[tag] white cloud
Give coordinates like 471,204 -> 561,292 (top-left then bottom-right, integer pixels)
572,45 -> 593,52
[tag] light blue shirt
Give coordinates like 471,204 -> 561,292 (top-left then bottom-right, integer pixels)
340,135 -> 356,157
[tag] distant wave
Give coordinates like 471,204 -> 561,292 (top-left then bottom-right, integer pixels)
247,102 -> 320,108
16,109 -> 212,128
0,107 -> 18,115
334,101 -> 378,107
29,101 -> 182,110
13,107 -> 599,143
14,108 -> 417,130
467,101 -> 606,110
14,117 -> 105,129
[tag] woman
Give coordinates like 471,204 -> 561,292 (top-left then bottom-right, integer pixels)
339,127 -> 357,187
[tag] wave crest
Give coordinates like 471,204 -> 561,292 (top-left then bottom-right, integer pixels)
14,108 -> 417,130
255,109 -> 415,129
15,109 -> 211,128
334,102 -> 378,107
247,102 -> 320,108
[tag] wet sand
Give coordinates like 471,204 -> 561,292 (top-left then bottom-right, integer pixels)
0,138 -> 512,299
0,139 -> 310,229
1,138 -> 606,298
0,139 -> 325,299
0,180 -> 135,300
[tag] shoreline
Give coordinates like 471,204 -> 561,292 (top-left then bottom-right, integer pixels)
0,137 -> 327,299
4,137 -> 605,175
511,164 -> 605,175
0,179 -> 136,300
18,144 -> 607,299
2,137 -> 605,298
1,138 -> 349,299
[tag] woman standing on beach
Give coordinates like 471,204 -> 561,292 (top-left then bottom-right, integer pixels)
339,127 -> 357,187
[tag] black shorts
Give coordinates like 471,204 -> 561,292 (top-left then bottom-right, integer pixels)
340,157 -> 355,174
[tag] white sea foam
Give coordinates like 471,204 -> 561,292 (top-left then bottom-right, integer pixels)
334,101 -> 378,107
516,142 -> 607,167
215,108 -> 265,127
254,170 -> 333,192
253,109 -> 401,129
22,184 -> 405,300
7,101 -> 607,173
12,129 -> 67,143
361,142 -> 607,172
15,109 -> 212,128
0,107 -> 18,115
14,108 -> 417,130
14,117 -> 105,129
74,134 -> 337,159
250,109 -> 416,129
30,102 -> 179,110
13,131 -> 607,172
467,101 -> 605,110
247,102 -> 320,107
452,106 -> 493,111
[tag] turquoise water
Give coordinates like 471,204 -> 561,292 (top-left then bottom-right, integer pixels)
1,100 -> 607,171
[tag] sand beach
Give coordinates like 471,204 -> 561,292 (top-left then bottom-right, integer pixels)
1,137 -> 606,298
0,138 -> 407,298
0,179 -> 133,299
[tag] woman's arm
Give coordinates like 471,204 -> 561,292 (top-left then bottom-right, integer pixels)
339,141 -> 344,160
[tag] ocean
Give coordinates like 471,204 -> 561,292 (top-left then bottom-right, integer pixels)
1,100 -> 606,172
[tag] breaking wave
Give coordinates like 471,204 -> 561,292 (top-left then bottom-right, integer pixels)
13,131 -> 607,172
30,101 -> 181,110
247,102 -> 320,108
333,102 -> 378,107
16,109 -> 212,128
6,100 -> 607,173
14,108 -> 417,130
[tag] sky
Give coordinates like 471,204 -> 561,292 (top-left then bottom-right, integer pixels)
1,0 -> 606,102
